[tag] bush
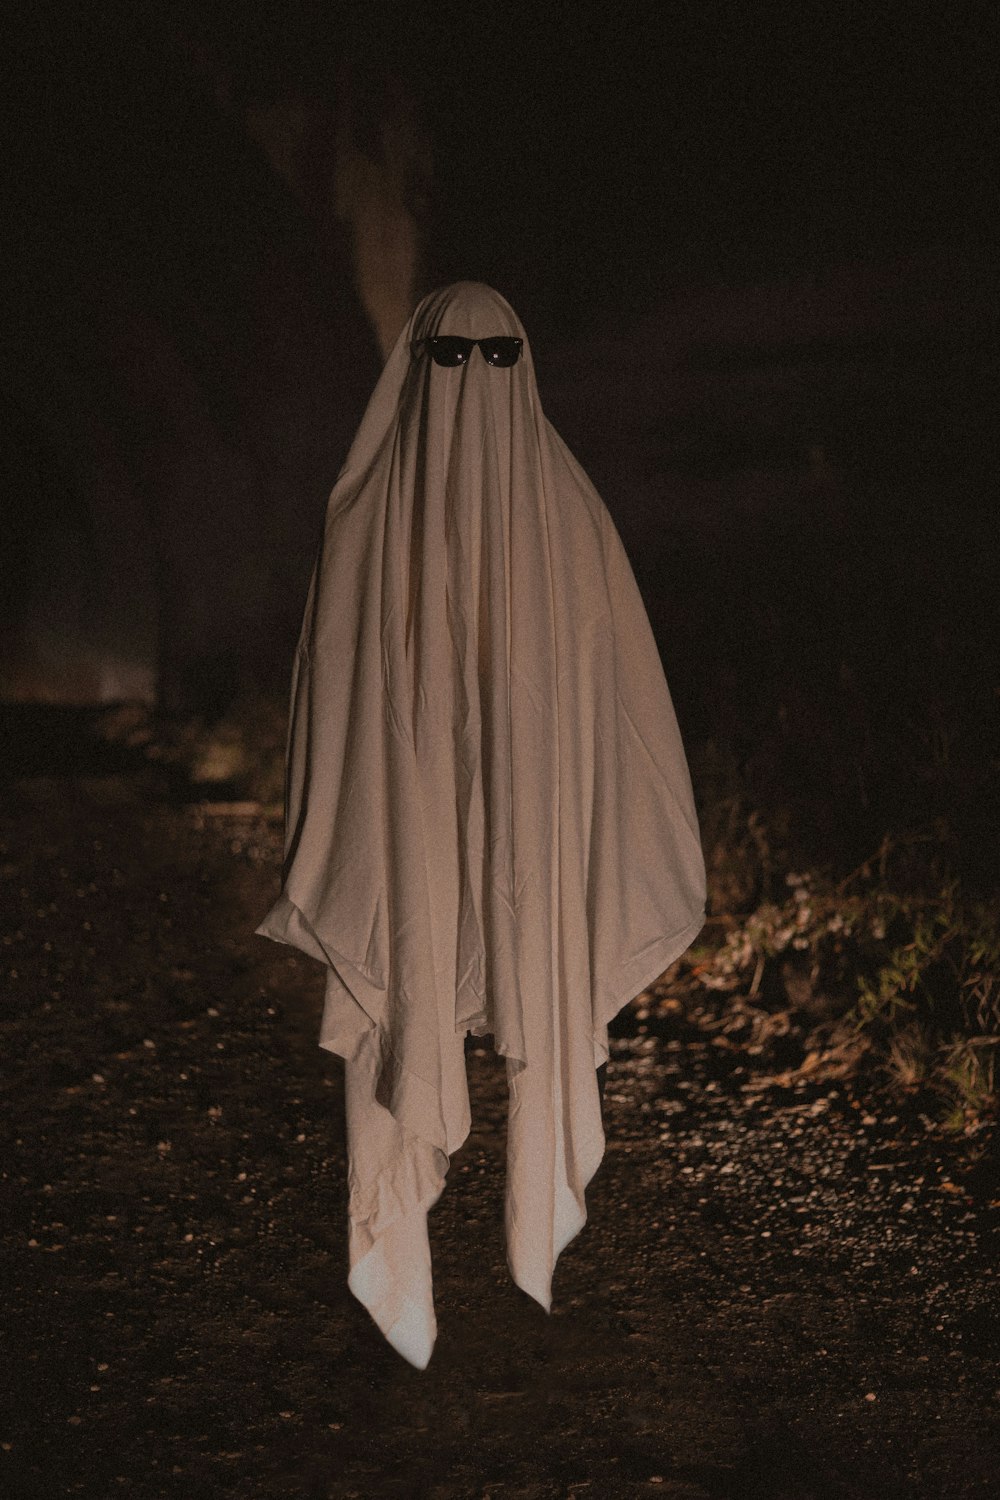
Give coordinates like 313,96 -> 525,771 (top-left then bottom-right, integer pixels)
686,806 -> 1000,1128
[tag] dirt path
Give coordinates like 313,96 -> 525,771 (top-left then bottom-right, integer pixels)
2,781 -> 998,1499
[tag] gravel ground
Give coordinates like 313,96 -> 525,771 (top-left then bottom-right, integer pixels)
2,774 -> 999,1500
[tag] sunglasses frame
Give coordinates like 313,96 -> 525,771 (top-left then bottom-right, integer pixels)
411,335 -> 524,368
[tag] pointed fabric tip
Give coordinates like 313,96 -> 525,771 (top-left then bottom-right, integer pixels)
348,1204 -> 438,1370
337,977 -> 466,1373
508,1260 -> 554,1315
384,1297 -> 437,1370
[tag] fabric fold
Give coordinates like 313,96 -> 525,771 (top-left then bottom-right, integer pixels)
254,282 -> 706,1367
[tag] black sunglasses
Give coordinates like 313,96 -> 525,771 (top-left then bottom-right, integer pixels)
411,335 -> 523,368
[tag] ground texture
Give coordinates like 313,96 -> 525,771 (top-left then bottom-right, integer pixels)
2,776 -> 999,1499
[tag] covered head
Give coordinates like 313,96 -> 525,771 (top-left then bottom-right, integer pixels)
328,280 -> 538,535
255,281 -> 706,1368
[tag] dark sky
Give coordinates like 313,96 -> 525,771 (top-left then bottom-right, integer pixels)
2,0 -> 995,714
11,0 -> 989,326
361,0 -> 993,325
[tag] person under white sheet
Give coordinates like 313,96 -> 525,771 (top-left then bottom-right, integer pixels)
254,282 -> 706,1368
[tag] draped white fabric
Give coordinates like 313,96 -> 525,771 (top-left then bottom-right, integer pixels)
255,283 -> 706,1368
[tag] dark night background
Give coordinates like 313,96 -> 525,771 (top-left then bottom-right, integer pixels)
4,8 -> 1000,1494
1,0 -> 997,864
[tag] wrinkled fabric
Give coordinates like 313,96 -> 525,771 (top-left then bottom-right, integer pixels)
255,282 -> 706,1368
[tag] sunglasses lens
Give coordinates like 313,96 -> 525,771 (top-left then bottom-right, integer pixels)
479,337 -> 523,367
426,336 -> 473,366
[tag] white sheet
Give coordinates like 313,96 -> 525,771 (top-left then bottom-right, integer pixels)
255,283 -> 706,1367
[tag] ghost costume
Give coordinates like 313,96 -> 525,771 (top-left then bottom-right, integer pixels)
254,283 -> 705,1368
